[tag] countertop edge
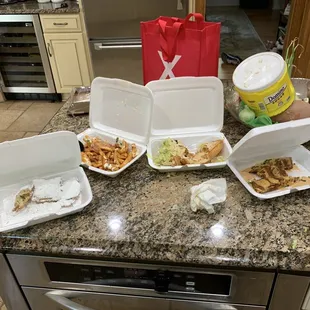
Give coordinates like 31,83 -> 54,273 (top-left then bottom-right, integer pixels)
1,237 -> 310,272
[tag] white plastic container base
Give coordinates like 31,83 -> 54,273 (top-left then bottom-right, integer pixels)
146,77 -> 232,172
228,118 -> 310,199
0,131 -> 92,233
78,77 -> 153,177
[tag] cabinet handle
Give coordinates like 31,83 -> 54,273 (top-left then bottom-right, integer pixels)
53,22 -> 68,26
47,43 -> 52,57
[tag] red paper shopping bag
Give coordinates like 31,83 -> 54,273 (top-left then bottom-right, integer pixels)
141,13 -> 221,85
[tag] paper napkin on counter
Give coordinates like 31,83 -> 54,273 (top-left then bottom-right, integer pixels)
190,178 -> 227,214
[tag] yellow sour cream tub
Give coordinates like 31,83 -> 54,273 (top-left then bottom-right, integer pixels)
233,52 -> 295,117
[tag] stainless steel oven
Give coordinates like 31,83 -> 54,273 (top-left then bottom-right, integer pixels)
7,254 -> 274,310
82,0 -> 189,84
0,15 -> 55,94
0,254 -> 29,310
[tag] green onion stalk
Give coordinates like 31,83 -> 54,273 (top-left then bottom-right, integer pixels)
285,37 -> 304,77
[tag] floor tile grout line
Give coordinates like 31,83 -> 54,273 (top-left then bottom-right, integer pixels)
4,109 -> 25,131
5,101 -> 60,132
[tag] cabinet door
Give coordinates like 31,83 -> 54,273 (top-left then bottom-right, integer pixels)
44,32 -> 90,93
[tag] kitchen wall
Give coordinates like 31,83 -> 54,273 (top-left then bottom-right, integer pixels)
272,0 -> 286,9
207,0 -> 239,6
207,0 -> 285,8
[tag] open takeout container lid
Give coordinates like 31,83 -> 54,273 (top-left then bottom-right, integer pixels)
228,118 -> 310,163
146,77 -> 224,139
228,118 -> 310,199
89,77 -> 153,145
0,131 -> 82,187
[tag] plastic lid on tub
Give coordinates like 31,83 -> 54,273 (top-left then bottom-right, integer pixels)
228,118 -> 310,163
89,77 -> 153,145
146,77 -> 224,138
0,131 -> 81,188
233,52 -> 285,92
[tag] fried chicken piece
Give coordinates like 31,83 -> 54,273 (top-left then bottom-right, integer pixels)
256,167 -> 272,179
14,187 -> 33,212
251,179 -> 277,193
252,179 -> 271,193
172,156 -> 182,166
250,157 -> 293,173
269,165 -> 288,179
280,157 -> 294,170
267,178 -> 280,186
180,157 -> 191,165
190,151 -> 211,164
199,140 -> 224,161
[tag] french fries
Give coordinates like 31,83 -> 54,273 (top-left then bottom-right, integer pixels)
81,136 -> 138,172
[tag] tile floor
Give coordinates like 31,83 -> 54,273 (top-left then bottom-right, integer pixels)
0,100 -> 64,143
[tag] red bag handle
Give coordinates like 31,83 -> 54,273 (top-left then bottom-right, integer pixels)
158,18 -> 183,62
184,13 -> 204,24
157,13 -> 204,63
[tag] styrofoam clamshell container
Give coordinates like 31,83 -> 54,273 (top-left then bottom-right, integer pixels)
146,77 -> 232,172
77,77 -> 153,177
228,118 -> 310,199
0,131 -> 92,233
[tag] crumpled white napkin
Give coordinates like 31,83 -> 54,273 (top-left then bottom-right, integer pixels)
190,178 -> 227,213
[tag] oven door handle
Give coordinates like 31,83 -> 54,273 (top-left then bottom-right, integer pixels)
45,291 -> 95,310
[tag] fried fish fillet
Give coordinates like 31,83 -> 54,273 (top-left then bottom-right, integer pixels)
14,187 -> 33,212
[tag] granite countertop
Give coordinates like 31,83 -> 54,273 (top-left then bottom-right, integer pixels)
0,0 -> 79,14
0,95 -> 310,272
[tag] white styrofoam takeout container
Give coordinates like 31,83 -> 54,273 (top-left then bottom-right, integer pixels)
0,131 -> 92,233
146,77 -> 232,172
77,77 -> 153,177
228,118 -> 310,199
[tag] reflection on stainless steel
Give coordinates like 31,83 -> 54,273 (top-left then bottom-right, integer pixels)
82,0 -> 188,83
24,287 -> 266,310
46,290 -> 94,310
269,274 -> 310,310
0,15 -> 55,94
0,254 -> 28,310
8,254 -> 274,310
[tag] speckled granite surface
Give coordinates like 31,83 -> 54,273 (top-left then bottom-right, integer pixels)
0,0 -> 79,14
0,88 -> 310,272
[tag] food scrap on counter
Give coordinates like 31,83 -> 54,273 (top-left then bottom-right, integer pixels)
241,157 -> 310,193
81,136 -> 138,171
11,177 -> 81,213
153,138 -> 224,167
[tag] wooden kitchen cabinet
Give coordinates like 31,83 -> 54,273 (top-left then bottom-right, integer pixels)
41,14 -> 91,93
44,32 -> 90,93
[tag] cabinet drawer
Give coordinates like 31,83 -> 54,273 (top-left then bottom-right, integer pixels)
40,14 -> 81,33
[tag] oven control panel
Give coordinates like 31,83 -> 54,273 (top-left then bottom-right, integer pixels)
45,262 -> 232,295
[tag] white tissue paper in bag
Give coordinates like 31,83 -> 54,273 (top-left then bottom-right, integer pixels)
190,178 -> 227,213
